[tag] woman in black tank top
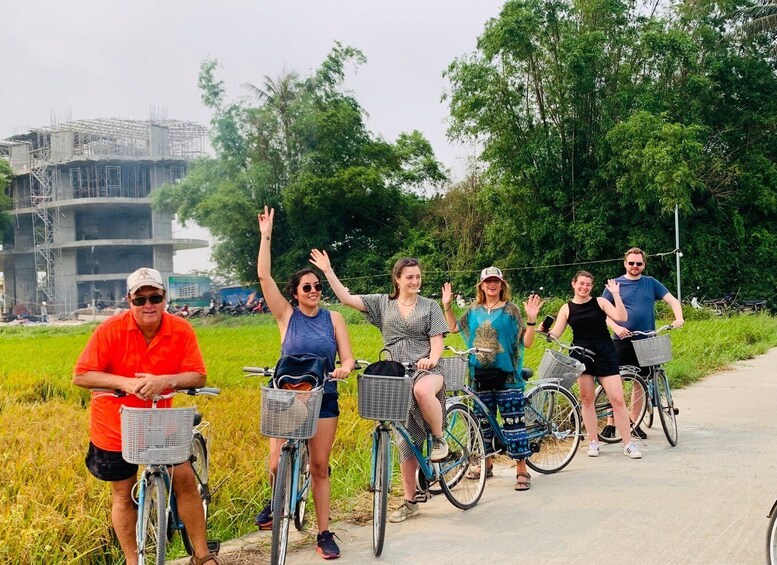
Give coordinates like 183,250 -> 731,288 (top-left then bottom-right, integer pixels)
540,271 -> 643,460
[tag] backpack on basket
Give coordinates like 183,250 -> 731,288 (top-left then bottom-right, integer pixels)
363,359 -> 406,378
273,354 -> 325,390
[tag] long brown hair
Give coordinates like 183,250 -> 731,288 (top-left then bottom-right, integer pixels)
388,257 -> 420,299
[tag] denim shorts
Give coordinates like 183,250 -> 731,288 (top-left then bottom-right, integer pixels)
319,392 -> 340,418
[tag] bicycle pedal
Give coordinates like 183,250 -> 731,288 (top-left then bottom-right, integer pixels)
414,490 -> 431,503
673,407 -> 680,415
207,540 -> 221,554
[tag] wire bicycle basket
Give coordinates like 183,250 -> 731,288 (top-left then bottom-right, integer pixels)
537,349 -> 585,391
120,406 -> 196,465
632,334 -> 672,366
436,356 -> 468,391
260,386 -> 323,439
357,374 -> 412,421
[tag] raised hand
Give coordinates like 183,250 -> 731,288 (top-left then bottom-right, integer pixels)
605,279 -> 620,296
441,282 -> 453,309
522,293 -> 544,320
310,248 -> 331,272
257,205 -> 274,238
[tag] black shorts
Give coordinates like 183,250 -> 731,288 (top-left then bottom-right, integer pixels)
85,442 -> 138,482
571,340 -> 620,378
614,339 -> 651,378
86,442 -> 192,482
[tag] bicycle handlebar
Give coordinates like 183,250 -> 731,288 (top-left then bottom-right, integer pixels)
92,387 -> 221,399
628,324 -> 676,338
536,330 -> 595,357
444,345 -> 494,356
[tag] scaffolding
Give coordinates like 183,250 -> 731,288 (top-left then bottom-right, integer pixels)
1,117 -> 209,316
5,117 -> 208,167
28,146 -> 62,306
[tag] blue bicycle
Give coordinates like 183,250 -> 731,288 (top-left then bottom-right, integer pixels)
356,359 -> 487,556
98,387 -> 220,565
244,362 -> 326,565
439,346 -> 583,475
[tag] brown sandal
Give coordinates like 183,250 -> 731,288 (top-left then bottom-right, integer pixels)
190,553 -> 220,565
515,472 -> 531,491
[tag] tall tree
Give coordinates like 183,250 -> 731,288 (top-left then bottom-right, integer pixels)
444,0 -> 777,301
154,44 -> 445,285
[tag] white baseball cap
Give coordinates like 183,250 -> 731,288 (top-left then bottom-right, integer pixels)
127,267 -> 165,295
479,266 -> 506,283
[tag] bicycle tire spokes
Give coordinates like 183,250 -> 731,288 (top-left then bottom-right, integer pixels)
439,405 -> 486,509
526,386 -> 582,474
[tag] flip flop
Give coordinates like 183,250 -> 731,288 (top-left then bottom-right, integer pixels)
466,465 -> 494,480
515,472 -> 531,491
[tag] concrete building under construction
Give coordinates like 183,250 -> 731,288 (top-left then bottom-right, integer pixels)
0,117 -> 209,318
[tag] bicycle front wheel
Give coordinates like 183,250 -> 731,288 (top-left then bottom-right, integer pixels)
525,384 -> 582,474
138,472 -> 167,565
655,369 -> 678,446
766,501 -> 777,565
271,448 -> 294,565
595,373 -> 648,444
181,433 -> 209,556
372,429 -> 390,556
294,442 -> 311,531
439,404 -> 486,510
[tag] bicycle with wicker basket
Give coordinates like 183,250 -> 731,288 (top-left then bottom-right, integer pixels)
595,325 -> 679,446
244,359 -> 327,565
436,346 -> 582,476
356,358 -> 487,557
97,387 -> 220,565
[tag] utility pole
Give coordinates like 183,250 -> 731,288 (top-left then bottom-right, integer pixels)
675,204 -> 682,302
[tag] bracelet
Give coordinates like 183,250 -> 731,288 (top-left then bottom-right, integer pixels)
526,322 -> 536,326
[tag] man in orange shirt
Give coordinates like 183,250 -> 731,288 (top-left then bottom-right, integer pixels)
73,267 -> 219,565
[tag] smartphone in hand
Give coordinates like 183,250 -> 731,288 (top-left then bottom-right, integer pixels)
539,315 -> 555,333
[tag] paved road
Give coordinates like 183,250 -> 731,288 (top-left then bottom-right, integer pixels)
191,348 -> 777,565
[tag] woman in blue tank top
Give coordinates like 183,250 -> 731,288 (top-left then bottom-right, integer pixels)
541,271 -> 643,460
254,206 -> 355,559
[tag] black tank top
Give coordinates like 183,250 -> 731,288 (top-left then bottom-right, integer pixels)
567,299 -> 610,344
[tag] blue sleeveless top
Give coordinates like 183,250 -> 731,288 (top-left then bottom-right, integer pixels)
281,307 -> 337,394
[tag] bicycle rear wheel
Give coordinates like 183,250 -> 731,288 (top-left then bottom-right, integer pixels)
595,372 -> 648,444
294,442 -> 311,531
372,429 -> 390,556
271,448 -> 294,565
181,433 -> 209,555
655,369 -> 678,446
439,404 -> 486,509
525,384 -> 582,474
138,472 -> 167,565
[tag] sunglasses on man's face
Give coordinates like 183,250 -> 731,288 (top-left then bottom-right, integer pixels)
301,283 -> 323,293
130,294 -> 165,306
627,261 -> 644,267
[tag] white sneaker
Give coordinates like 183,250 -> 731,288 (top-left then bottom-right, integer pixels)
624,441 -> 642,459
587,440 -> 600,457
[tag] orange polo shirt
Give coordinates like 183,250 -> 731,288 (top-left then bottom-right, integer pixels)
74,310 -> 207,451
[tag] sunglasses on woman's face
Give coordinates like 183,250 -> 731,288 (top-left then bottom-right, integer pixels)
301,283 -> 323,293
130,294 -> 165,306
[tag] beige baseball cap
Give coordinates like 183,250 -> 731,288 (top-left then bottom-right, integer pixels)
127,267 -> 165,295
479,266 -> 506,283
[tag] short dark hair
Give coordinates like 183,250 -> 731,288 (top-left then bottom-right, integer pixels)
572,270 -> 594,283
624,247 -> 646,264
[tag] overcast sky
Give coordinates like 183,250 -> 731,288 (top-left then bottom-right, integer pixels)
1,0 -> 505,273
